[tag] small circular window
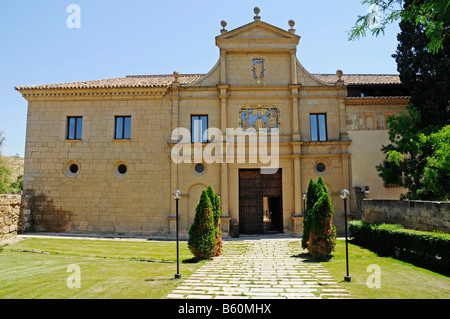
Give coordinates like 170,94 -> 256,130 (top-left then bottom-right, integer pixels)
118,164 -> 127,175
316,162 -> 326,172
63,160 -> 81,177
69,163 -> 79,174
195,163 -> 205,174
113,160 -> 128,178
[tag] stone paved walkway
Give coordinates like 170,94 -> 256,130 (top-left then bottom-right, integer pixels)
167,238 -> 351,299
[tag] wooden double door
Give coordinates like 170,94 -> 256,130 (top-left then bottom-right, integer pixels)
238,169 -> 283,234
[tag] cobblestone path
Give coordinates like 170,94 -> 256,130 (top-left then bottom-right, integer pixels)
167,238 -> 351,299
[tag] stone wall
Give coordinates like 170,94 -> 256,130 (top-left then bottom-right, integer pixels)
362,199 -> 450,233
23,97 -> 173,236
0,194 -> 33,236
0,195 -> 21,235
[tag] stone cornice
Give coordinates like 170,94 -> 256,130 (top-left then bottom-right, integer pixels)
15,87 -> 169,101
345,96 -> 410,106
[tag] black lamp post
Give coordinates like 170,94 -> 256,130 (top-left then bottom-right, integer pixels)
173,189 -> 182,279
340,189 -> 351,282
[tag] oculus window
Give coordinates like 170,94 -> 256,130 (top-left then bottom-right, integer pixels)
118,164 -> 127,175
63,160 -> 81,177
316,162 -> 326,173
69,163 -> 79,174
310,114 -> 327,142
191,115 -> 208,143
67,117 -> 83,140
115,116 -> 131,139
195,163 -> 205,173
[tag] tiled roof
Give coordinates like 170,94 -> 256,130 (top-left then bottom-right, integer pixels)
15,73 -> 402,90
345,96 -> 410,105
313,74 -> 402,85
15,74 -> 205,90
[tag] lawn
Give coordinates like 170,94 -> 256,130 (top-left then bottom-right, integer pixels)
0,237 -> 205,299
1,236 -> 449,299
314,240 -> 450,299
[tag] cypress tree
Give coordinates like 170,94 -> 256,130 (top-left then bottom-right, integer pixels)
307,183 -> 336,260
377,0 -> 450,200
302,179 -> 318,249
205,185 -> 222,256
188,190 -> 217,260
317,176 -> 328,194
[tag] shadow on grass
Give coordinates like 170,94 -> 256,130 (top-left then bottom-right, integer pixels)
182,257 -> 208,264
291,252 -> 333,263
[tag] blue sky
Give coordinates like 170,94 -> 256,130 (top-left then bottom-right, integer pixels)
0,0 -> 401,157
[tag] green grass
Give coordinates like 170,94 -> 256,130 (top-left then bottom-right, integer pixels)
0,237 -> 205,299
1,237 -> 449,299
5,237 -> 196,261
317,240 -> 450,299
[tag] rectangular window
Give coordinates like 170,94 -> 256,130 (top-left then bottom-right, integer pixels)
115,116 -> 131,139
191,115 -> 208,143
67,116 -> 82,140
310,113 -> 327,141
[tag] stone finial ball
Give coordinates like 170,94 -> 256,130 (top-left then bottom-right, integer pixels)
173,70 -> 180,79
221,20 -> 227,28
254,7 -> 260,15
336,69 -> 343,78
288,19 -> 295,28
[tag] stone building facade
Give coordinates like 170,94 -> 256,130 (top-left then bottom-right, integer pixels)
15,10 -> 408,237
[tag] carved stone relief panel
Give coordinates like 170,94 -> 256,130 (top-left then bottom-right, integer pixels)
239,105 -> 280,132
252,58 -> 265,86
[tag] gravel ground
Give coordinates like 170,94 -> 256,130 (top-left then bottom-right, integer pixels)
0,235 -> 25,246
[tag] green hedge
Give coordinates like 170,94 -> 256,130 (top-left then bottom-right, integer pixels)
348,220 -> 450,275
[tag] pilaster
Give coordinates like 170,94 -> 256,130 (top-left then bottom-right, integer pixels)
217,84 -> 230,223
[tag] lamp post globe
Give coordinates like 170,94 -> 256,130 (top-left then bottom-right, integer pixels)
302,193 -> 306,214
173,189 -> 181,200
340,189 -> 349,200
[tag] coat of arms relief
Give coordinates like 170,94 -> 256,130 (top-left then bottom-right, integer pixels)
239,106 -> 280,133
252,58 -> 265,86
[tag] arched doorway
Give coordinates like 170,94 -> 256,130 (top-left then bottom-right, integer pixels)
238,169 -> 283,234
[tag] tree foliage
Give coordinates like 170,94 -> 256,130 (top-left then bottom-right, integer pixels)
0,158 -> 12,194
302,177 -> 336,259
0,132 -> 15,194
307,182 -> 336,260
188,190 -> 217,260
416,125 -> 450,200
349,0 -> 450,54
301,179 -> 318,249
376,1 -> 450,200
316,176 -> 328,195
205,185 -> 222,256
0,132 -> 23,194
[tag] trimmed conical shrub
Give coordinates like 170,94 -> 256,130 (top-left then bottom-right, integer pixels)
317,176 -> 328,194
205,185 -> 222,256
302,179 -> 318,249
307,187 -> 336,260
188,190 -> 217,260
